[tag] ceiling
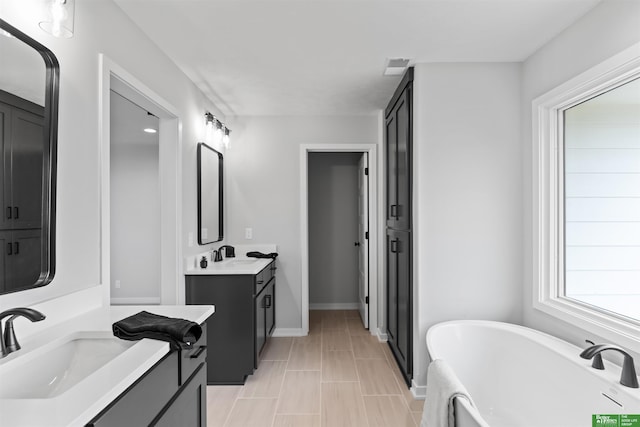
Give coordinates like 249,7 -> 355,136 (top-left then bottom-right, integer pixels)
113,0 -> 602,116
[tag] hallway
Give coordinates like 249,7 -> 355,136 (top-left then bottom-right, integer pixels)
206,310 -> 424,427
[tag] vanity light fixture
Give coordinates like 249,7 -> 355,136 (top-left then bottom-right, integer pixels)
204,111 -> 231,148
39,0 -> 75,39
143,128 -> 157,134
222,127 -> 231,148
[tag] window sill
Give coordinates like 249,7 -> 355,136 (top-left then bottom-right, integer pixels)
533,295 -> 640,355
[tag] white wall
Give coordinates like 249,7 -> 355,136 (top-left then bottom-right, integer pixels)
0,0 -> 225,316
412,62 -> 523,388
225,116 -> 379,330
308,152 -> 361,307
522,0 -> 640,358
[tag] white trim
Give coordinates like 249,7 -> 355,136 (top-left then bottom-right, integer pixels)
300,144 -> 379,337
99,55 -> 183,307
532,42 -> 640,353
272,328 -> 307,337
376,328 -> 388,342
309,303 -> 359,310
410,380 -> 427,400
110,297 -> 162,305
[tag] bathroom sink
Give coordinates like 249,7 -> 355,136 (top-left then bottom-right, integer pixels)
0,332 -> 135,399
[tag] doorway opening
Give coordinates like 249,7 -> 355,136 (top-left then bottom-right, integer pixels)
300,144 -> 378,335
100,56 -> 182,306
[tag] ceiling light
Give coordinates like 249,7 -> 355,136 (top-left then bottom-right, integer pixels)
39,0 -> 75,38
384,58 -> 411,76
144,128 -> 157,134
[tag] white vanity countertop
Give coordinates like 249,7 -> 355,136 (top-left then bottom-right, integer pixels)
0,304 -> 214,427
185,257 -> 274,275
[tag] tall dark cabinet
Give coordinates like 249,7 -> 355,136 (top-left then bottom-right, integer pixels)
385,68 -> 413,386
0,90 -> 44,293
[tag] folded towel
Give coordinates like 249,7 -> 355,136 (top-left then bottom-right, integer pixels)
421,359 -> 475,427
246,251 -> 278,259
112,311 -> 202,350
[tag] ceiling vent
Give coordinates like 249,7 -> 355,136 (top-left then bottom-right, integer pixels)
384,58 -> 411,76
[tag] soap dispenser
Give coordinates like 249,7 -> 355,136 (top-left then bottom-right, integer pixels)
200,256 -> 208,269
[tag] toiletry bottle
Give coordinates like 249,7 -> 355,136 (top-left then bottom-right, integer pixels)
200,256 -> 208,269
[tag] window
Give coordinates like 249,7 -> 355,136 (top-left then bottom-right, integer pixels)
533,42 -> 640,351
563,79 -> 640,322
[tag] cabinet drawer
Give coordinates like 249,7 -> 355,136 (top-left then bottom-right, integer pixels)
254,261 -> 275,293
88,352 -> 179,427
180,323 -> 207,385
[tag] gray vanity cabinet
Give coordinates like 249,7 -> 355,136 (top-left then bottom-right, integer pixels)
186,260 -> 276,384
86,325 -> 207,427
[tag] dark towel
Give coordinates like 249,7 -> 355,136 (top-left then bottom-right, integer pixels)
246,251 -> 278,259
112,311 -> 202,350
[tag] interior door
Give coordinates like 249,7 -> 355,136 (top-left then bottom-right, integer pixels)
358,153 -> 369,329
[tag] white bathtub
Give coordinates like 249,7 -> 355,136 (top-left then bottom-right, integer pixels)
426,320 -> 640,427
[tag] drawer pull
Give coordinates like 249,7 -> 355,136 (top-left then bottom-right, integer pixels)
189,345 -> 206,359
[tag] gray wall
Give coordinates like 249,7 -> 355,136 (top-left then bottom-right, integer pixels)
308,152 -> 361,308
225,115 -> 380,330
521,0 -> 640,360
412,62 -> 524,387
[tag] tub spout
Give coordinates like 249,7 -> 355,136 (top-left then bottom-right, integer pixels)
580,344 -> 639,388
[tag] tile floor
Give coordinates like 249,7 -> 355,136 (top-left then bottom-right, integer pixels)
206,310 -> 425,427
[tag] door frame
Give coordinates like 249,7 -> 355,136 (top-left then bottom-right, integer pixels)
300,144 -> 378,335
99,55 -> 183,306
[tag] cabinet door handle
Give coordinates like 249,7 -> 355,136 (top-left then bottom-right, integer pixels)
390,238 -> 400,253
14,242 -> 19,255
6,206 -> 11,219
7,242 -> 12,256
14,207 -> 18,219
390,204 -> 399,218
189,345 -> 206,359
265,295 -> 272,308
257,280 -> 264,285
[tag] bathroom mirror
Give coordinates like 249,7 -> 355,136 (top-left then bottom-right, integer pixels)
197,143 -> 223,244
0,19 -> 59,294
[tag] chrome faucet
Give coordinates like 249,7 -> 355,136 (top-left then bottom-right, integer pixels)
0,308 -> 46,358
580,344 -> 639,388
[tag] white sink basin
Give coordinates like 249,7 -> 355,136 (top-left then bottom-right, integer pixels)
0,331 -> 135,399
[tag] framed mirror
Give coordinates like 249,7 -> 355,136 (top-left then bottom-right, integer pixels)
0,19 -> 59,294
197,143 -> 223,244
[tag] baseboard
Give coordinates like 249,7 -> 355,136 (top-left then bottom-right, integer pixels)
309,303 -> 359,310
376,328 -> 388,342
411,379 -> 427,400
110,297 -> 161,305
272,328 -> 307,337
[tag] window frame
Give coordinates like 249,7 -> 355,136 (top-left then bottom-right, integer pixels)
532,42 -> 640,352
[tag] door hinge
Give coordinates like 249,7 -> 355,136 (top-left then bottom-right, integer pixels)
364,167 -> 369,175
365,231 -> 369,240
365,296 -> 369,304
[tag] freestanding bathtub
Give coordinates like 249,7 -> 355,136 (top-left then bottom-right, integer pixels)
426,320 -> 640,427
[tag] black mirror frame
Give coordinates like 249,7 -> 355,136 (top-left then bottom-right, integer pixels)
0,19 -> 59,292
197,142 -> 223,245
